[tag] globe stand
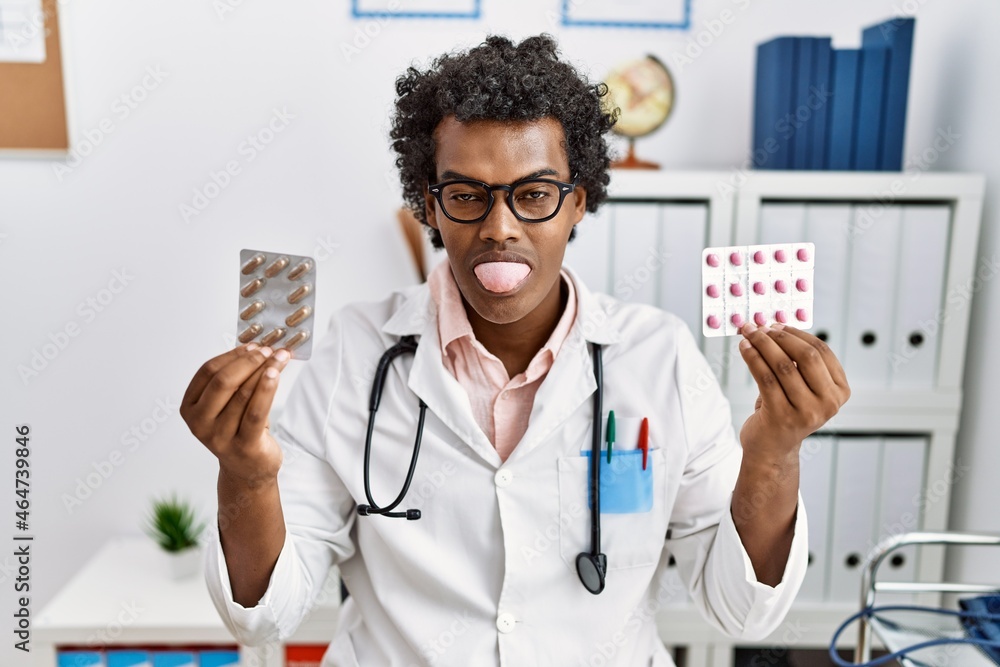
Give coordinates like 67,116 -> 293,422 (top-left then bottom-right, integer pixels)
612,137 -> 659,170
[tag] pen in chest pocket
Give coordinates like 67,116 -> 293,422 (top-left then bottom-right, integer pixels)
639,417 -> 649,470
606,410 -> 615,463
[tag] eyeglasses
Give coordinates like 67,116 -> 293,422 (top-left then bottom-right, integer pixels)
428,175 -> 578,224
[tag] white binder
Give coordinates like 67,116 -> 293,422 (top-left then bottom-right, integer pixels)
803,203 -> 853,361
797,434 -> 835,603
564,204 -> 613,294
657,203 -> 708,337
889,205 -> 951,389
828,436 -> 882,604
758,202 -> 807,244
611,202 -> 660,305
843,205 -> 903,389
875,436 -> 928,604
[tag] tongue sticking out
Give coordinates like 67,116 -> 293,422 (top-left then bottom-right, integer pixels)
474,262 -> 531,293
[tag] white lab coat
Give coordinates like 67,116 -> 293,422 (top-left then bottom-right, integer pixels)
204,262 -> 808,667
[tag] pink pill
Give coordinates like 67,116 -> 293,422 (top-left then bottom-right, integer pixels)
731,313 -> 745,327
753,281 -> 766,295
729,252 -> 742,266
796,247 -> 810,262
706,253 -> 720,268
706,314 -> 721,329
706,284 -> 720,298
775,310 -> 788,324
774,248 -> 787,263
796,308 -> 809,322
729,282 -> 743,297
753,250 -> 766,264
774,279 -> 788,294
796,278 -> 809,292
754,311 -> 767,326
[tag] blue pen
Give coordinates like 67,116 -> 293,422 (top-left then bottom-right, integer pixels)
606,410 -> 615,463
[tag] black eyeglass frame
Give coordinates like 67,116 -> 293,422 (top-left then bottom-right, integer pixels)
428,175 -> 579,224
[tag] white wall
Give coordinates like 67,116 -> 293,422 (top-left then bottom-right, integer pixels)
2,0 -> 997,651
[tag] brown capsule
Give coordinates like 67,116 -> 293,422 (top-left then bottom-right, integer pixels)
282,330 -> 311,351
287,258 -> 314,281
240,277 -> 266,298
260,327 -> 287,347
285,305 -> 313,327
237,323 -> 263,344
240,300 -> 266,321
288,283 -> 312,304
264,256 -> 290,278
241,253 -> 266,275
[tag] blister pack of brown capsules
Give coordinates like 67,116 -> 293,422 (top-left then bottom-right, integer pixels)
237,249 -> 316,359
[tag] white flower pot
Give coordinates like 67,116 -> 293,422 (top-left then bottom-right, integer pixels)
163,545 -> 201,581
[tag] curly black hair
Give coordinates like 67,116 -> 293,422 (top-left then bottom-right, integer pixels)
389,33 -> 619,249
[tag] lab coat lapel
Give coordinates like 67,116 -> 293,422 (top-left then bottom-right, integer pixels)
381,285 -> 502,468
504,265 -> 622,465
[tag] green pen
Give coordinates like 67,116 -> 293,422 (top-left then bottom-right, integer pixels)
606,410 -> 615,463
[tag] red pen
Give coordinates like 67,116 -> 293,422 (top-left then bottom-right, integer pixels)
639,418 -> 649,470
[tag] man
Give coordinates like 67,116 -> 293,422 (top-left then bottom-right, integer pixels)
182,34 -> 849,666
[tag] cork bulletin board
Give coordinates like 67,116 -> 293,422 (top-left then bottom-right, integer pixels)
0,0 -> 69,152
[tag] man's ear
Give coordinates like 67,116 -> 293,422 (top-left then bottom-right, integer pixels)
424,189 -> 439,230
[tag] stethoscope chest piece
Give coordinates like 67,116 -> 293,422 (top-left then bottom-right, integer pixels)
576,551 -> 607,595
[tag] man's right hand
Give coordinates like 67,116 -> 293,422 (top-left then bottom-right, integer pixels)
181,343 -> 293,486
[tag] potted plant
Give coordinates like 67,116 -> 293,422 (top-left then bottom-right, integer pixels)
144,493 -> 205,580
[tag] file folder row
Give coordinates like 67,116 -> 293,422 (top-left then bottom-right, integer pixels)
57,649 -> 240,667
798,434 -> 928,605
564,201 -> 709,344
744,201 -> 952,391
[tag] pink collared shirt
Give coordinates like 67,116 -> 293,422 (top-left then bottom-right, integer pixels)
427,258 -> 578,462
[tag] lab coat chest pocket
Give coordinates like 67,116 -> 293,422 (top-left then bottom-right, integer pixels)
557,448 -> 668,571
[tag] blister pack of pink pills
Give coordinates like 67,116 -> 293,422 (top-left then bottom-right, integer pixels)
237,249 -> 316,359
702,243 -> 814,337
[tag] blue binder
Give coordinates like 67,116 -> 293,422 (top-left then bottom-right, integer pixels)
809,37 -> 833,169
791,37 -> 815,169
753,37 -> 797,169
827,49 -> 861,170
853,46 -> 889,170
862,17 -> 915,170
107,651 -> 150,667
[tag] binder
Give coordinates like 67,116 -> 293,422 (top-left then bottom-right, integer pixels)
151,653 -> 196,667
753,37 -> 797,169
564,204 -> 613,294
107,652 -> 151,667
853,46 -> 890,171
791,37 -> 816,169
889,204 -> 951,389
657,203 -> 708,337
862,18 -> 916,171
827,49 -> 861,170
198,650 -> 240,667
809,38 -> 833,170
58,652 -> 104,667
875,436 -> 927,604
803,204 -> 852,361
828,436 -> 882,604
797,434 -> 835,602
843,204 -> 902,389
611,202 -> 660,305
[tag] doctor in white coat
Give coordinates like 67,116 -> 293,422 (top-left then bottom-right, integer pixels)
182,34 -> 851,667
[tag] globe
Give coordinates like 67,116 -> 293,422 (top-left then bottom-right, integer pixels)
603,55 -> 675,169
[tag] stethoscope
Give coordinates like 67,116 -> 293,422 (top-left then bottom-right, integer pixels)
357,334 -> 610,594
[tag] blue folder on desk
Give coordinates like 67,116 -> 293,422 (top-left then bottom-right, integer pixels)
58,652 -> 103,667
108,651 -> 150,667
